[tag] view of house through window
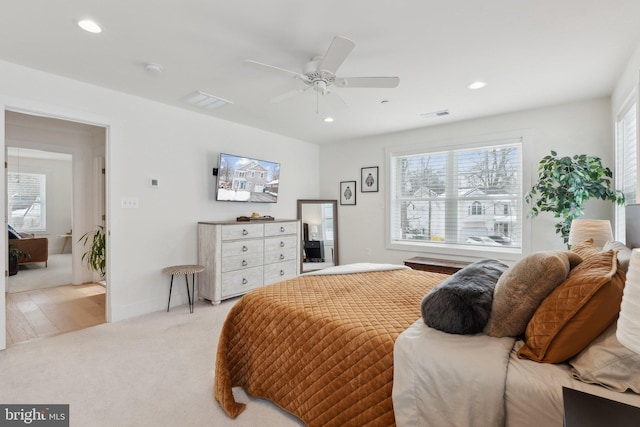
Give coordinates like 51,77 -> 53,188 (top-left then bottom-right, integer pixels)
389,139 -> 522,252
8,172 -> 46,232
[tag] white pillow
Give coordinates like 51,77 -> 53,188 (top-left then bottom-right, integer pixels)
602,240 -> 631,272
569,322 -> 640,393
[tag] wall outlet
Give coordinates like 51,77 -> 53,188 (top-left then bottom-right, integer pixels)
121,197 -> 139,209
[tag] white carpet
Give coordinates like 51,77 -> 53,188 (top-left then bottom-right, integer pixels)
0,299 -> 303,427
7,253 -> 72,293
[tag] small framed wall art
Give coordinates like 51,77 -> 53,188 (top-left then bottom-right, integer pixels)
340,181 -> 357,205
361,166 -> 379,193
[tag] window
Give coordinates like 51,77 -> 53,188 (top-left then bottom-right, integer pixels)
469,201 -> 484,216
615,97 -> 637,240
8,172 -> 46,232
388,139 -> 522,253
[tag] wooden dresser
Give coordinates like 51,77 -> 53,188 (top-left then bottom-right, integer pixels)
197,219 -> 300,305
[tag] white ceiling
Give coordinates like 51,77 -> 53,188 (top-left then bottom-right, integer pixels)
2,1 -> 640,144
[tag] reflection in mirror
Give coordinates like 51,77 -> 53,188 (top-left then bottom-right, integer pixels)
297,199 -> 339,273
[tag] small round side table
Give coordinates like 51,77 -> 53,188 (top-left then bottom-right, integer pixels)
162,264 -> 205,313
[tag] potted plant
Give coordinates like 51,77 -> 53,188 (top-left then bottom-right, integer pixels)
8,242 -> 30,276
525,151 -> 625,245
79,225 -> 106,279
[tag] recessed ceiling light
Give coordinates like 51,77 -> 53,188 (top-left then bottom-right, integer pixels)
145,63 -> 163,74
78,19 -> 102,34
468,81 -> 487,90
324,117 -> 334,123
421,109 -> 450,118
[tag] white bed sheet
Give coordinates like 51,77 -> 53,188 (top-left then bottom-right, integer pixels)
393,322 -> 640,427
393,319 -> 515,427
505,341 -> 640,427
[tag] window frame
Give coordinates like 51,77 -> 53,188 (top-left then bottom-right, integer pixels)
614,90 -> 638,241
385,131 -> 532,261
8,171 -> 47,233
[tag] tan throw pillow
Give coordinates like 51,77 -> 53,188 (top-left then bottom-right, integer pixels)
571,238 -> 599,259
569,322 -> 640,393
517,250 -> 625,363
484,250 -> 583,338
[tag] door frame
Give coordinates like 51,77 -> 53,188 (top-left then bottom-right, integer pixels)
1,98 -> 113,350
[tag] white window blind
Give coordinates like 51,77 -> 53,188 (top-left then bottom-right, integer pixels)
389,140 -> 522,252
615,99 -> 638,240
8,172 -> 46,232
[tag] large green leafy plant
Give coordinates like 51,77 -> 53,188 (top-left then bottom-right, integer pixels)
525,151 -> 625,245
79,225 -> 106,278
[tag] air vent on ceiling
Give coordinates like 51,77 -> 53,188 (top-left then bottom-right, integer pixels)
183,91 -> 233,110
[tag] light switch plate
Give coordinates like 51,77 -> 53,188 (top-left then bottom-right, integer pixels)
121,197 -> 139,209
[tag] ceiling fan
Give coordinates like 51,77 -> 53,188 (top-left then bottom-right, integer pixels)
244,36 -> 400,106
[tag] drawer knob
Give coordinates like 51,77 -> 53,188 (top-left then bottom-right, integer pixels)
242,229 -> 248,236
280,241 -> 285,247
280,226 -> 285,232
280,270 -> 285,276
242,278 -> 248,285
242,260 -> 248,266
280,254 -> 285,260
242,245 -> 248,252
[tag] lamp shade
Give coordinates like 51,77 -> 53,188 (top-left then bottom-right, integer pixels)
310,225 -> 319,234
568,219 -> 613,248
617,248 -> 640,354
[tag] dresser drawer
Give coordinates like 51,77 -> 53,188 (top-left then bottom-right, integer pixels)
221,252 -> 263,273
221,267 -> 264,297
264,235 -> 297,252
222,239 -> 264,257
221,223 -> 264,241
264,261 -> 298,284
265,222 -> 298,237
264,247 -> 298,264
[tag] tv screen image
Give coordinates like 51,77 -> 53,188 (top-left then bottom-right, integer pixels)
216,153 -> 280,203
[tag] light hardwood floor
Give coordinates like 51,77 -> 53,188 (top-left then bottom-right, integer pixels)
6,283 -> 106,346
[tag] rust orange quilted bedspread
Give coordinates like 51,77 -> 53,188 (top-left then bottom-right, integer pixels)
214,268 -> 445,426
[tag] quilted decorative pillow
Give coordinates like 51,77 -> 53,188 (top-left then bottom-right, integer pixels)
569,322 -> 640,393
571,238 -> 599,259
484,250 -> 582,338
422,258 -> 508,335
517,250 -> 625,363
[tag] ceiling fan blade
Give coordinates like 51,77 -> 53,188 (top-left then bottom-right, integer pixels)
317,36 -> 355,75
334,76 -> 400,88
244,60 -> 309,81
269,86 -> 311,104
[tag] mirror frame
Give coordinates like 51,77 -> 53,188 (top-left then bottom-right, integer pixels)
297,199 -> 339,273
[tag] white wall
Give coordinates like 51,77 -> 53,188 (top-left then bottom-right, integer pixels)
0,60 -> 320,322
7,153 -> 72,254
320,97 -> 614,266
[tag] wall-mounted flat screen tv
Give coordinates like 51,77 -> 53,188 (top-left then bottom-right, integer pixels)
216,153 -> 280,203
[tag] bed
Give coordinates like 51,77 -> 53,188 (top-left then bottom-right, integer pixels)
215,264 -> 444,426
215,249 -> 640,426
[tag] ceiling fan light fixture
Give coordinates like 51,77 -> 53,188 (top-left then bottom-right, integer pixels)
467,81 -> 487,90
77,19 -> 102,34
183,90 -> 233,110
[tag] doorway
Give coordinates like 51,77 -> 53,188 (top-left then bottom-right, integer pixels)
4,111 -> 107,346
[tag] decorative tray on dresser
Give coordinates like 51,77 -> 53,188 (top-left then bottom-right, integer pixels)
197,219 -> 300,305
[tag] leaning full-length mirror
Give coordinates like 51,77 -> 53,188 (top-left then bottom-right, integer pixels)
297,199 -> 339,273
